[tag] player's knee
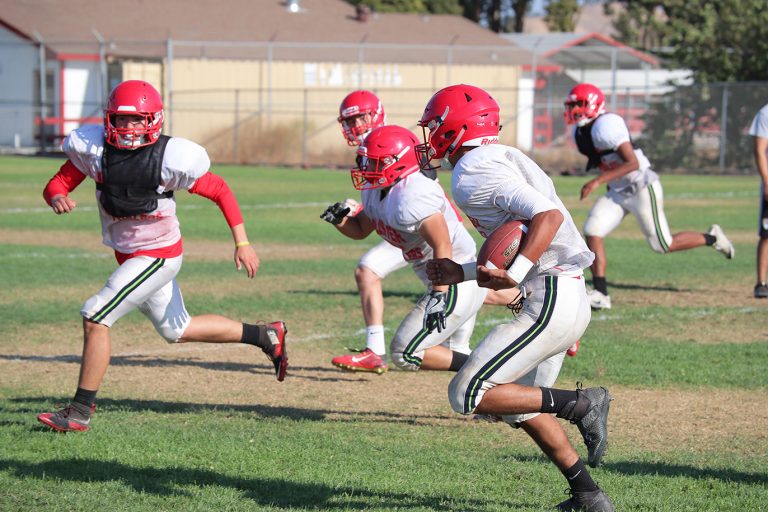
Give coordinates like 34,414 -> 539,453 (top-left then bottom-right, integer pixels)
389,347 -> 420,371
447,377 -> 469,414
648,237 -> 670,254
155,323 -> 184,343
354,265 -> 379,286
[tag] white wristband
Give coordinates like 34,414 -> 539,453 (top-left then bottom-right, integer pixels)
460,262 -> 477,281
506,254 -> 534,284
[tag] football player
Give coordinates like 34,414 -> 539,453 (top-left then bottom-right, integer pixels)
324,91 -> 517,372
37,80 -> 288,432
326,125 -> 488,372
422,84 -> 615,512
748,103 -> 768,298
321,90 -> 406,373
565,83 -> 735,309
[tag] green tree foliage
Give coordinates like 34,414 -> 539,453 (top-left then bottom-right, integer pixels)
544,0 -> 579,32
605,1 -> 671,52
458,0 -> 533,32
345,0 -> 461,14
609,1 -> 768,171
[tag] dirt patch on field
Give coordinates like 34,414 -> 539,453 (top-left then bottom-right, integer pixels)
3,336 -> 765,457
0,228 -> 360,262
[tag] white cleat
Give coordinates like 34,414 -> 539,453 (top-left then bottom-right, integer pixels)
708,224 -> 735,259
587,289 -> 612,310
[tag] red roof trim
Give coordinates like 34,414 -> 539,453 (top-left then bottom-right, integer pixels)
541,32 -> 658,66
57,53 -> 101,61
0,19 -> 35,42
521,64 -> 561,73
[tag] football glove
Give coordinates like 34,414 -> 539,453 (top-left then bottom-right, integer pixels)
320,202 -> 351,225
423,290 -> 448,333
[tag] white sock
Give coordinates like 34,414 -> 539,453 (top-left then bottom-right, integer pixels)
366,325 -> 386,355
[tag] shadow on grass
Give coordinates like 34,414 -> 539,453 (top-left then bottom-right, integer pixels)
295,288 -> 422,301
505,454 -> 766,486
0,457 -> 520,510
10,396 -> 457,425
587,280 -> 690,293
0,353 -> 371,383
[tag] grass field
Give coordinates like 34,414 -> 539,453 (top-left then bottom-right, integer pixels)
1,154 -> 766,511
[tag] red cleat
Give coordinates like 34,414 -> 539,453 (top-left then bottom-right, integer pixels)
264,321 -> 288,382
38,403 -> 96,432
567,339 -> 580,357
332,348 -> 388,374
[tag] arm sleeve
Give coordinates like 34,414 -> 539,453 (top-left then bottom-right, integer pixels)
491,180 -> 559,219
188,171 -> 244,228
43,160 -> 87,206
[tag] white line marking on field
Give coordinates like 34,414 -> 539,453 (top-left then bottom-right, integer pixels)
1,202 -> 328,215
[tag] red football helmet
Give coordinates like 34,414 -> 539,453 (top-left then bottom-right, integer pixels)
338,90 -> 385,146
564,83 -> 605,127
416,84 -> 500,168
104,80 -> 164,150
351,125 -> 422,190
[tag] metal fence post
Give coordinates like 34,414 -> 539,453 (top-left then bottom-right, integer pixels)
166,38 -> 174,136
233,89 -> 240,163
302,88 -> 308,168
35,33 -> 46,152
719,84 -> 729,172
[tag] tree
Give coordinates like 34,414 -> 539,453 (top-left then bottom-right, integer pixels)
608,1 -> 768,171
605,1 -> 671,52
545,0 -> 579,32
460,0 -> 533,33
345,0 -> 461,14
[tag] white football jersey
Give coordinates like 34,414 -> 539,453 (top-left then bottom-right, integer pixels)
63,124 -> 210,254
577,112 -> 658,195
452,144 -> 594,275
361,171 -> 476,284
749,104 -> 768,139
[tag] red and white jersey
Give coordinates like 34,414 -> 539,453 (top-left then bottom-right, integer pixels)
361,171 -> 476,284
574,112 -> 658,195
62,124 -> 209,254
452,144 -> 593,274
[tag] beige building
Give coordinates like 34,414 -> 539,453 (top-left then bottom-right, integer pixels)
1,0 -> 534,165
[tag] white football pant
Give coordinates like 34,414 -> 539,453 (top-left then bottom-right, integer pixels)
448,274 -> 591,425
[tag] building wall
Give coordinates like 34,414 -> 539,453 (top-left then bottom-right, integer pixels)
0,27 -> 37,147
133,58 -> 520,164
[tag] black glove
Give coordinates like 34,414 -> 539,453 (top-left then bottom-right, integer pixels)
423,291 -> 448,333
320,202 -> 351,225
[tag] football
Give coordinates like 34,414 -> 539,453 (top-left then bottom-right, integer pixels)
477,220 -> 528,270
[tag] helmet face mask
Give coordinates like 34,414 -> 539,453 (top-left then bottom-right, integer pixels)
350,125 -> 421,190
338,90 -> 385,146
104,80 -> 164,150
417,84 -> 500,170
564,83 -> 605,127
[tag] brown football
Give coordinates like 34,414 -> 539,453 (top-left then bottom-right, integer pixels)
477,220 -> 527,270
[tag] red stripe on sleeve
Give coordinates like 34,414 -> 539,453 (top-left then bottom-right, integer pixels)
188,171 -> 244,227
43,160 -> 87,206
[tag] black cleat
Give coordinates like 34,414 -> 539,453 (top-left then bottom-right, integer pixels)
556,488 -> 615,512
573,386 -> 612,468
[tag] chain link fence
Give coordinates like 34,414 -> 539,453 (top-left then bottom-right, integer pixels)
1,37 -> 766,173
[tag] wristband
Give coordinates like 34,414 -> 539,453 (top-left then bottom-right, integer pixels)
460,262 -> 477,281
235,241 -> 251,248
506,254 -> 534,284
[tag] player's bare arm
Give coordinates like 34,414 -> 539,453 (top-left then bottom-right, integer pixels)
419,213 -> 452,293
230,223 -> 259,278
332,210 -> 375,240
754,136 -> 768,200
426,258 -> 464,286
581,141 -> 639,200
477,209 -> 564,290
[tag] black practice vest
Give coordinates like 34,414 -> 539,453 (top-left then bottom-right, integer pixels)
97,135 -> 173,217
574,120 -> 614,173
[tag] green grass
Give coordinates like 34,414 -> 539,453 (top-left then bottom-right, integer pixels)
1,155 -> 766,511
